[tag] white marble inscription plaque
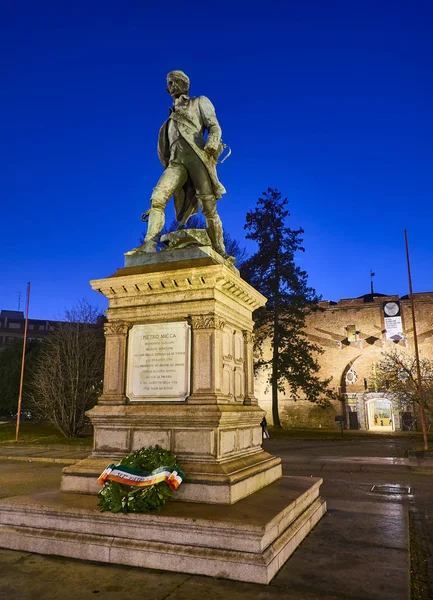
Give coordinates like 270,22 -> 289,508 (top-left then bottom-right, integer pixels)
126,322 -> 191,402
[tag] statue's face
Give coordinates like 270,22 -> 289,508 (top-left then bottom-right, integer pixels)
166,76 -> 188,98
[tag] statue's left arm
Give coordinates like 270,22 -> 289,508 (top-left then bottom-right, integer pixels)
199,96 -> 222,159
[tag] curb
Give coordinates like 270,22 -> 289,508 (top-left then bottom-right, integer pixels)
0,456 -> 80,465
281,461 -> 433,475
411,467 -> 433,475
407,450 -> 433,459
0,444 -> 91,451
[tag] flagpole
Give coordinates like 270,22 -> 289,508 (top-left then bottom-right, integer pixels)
370,271 -> 375,294
404,231 -> 428,450
16,282 -> 31,442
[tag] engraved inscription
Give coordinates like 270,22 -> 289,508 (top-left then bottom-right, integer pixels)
126,322 -> 191,402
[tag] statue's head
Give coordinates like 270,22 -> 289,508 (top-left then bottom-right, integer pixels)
166,70 -> 190,98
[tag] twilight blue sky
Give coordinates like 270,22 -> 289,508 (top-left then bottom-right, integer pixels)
1,1 -> 432,319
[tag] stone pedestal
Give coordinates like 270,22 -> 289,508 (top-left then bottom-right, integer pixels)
62,247 -> 282,503
0,476 -> 326,584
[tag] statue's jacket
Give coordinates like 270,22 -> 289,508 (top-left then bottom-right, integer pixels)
157,95 -> 226,222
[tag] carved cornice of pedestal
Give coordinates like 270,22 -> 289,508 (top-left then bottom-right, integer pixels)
104,321 -> 129,337
90,264 -> 266,311
191,314 -> 225,330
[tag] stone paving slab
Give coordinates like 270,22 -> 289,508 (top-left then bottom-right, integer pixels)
281,454 -> 428,475
0,549 -> 190,600
359,464 -> 412,474
0,456 -> 79,465
0,448 -> 62,457
0,446 -> 89,465
166,574 -> 347,600
0,443 -> 90,450
271,501 -> 409,600
324,499 -> 408,550
312,456 -> 419,466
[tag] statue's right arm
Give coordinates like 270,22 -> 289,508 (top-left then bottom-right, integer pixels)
199,96 -> 222,158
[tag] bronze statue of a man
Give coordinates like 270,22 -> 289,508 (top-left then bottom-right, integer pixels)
140,70 -> 228,257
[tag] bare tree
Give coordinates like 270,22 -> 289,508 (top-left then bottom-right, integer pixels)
30,301 -> 105,438
377,348 -> 433,426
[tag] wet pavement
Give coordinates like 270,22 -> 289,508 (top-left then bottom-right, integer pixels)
1,437 -> 432,599
0,444 -> 90,465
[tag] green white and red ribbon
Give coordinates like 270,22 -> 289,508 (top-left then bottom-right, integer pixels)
98,463 -> 185,491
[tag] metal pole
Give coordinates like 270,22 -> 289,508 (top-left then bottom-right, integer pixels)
16,282 -> 31,442
404,231 -> 428,450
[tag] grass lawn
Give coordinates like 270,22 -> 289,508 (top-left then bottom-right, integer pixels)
0,420 -> 93,446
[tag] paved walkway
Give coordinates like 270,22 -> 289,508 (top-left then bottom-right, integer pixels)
280,454 -> 433,474
0,438 -> 426,599
0,444 -> 90,465
1,441 -> 432,471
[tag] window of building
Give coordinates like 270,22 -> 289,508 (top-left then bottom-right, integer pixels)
8,322 -> 21,329
346,325 -> 357,342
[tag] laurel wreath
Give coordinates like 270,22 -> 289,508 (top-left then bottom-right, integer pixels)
98,446 -> 184,514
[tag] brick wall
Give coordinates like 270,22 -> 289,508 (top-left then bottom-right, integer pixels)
255,292 -> 433,429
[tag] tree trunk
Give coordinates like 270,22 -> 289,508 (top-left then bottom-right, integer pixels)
271,251 -> 282,428
272,312 -> 281,428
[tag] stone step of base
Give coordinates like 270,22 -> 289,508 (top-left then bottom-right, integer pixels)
0,476 -> 325,584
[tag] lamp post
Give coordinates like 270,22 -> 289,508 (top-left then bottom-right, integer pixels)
16,282 -> 31,442
404,231 -> 428,450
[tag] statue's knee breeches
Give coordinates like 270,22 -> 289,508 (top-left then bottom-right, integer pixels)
152,159 -> 188,206
150,186 -> 171,210
199,196 -> 218,219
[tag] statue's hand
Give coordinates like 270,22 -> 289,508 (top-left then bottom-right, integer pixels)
204,135 -> 220,159
141,209 -> 150,222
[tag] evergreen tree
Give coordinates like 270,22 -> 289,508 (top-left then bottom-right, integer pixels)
0,339 -> 41,416
241,189 -> 335,427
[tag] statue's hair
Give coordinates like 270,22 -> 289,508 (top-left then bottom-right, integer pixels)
167,70 -> 190,89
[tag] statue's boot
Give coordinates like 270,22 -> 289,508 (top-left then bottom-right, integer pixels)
207,220 -> 229,258
205,215 -> 231,259
200,196 -> 232,260
140,206 -> 165,253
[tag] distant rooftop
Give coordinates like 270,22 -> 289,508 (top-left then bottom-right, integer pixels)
319,291 -> 433,309
0,310 -> 25,319
400,292 -> 433,300
357,292 -> 388,303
